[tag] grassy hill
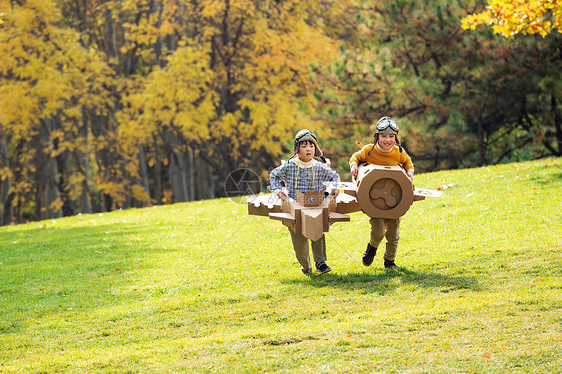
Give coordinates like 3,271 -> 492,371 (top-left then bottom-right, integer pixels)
1,158 -> 561,373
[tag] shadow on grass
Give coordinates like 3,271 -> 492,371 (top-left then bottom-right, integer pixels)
531,171 -> 562,184
282,268 -> 483,295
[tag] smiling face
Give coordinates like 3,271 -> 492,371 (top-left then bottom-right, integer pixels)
377,133 -> 396,151
297,141 -> 316,162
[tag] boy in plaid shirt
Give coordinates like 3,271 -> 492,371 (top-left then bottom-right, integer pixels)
269,130 -> 340,274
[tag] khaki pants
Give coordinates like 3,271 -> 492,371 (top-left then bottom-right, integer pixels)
288,228 -> 327,271
369,217 -> 401,261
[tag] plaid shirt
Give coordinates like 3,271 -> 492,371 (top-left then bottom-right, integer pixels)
268,159 -> 340,199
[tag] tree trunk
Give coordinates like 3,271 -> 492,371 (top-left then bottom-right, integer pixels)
553,94 -> 562,156
90,113 -> 113,212
163,130 -> 188,203
186,147 -> 194,201
197,143 -> 215,200
102,192 -> 112,212
46,152 -> 63,219
0,134 -> 14,225
78,108 -> 93,213
478,120 -> 485,166
105,8 -> 119,63
39,118 -> 63,220
153,133 -> 162,203
154,0 -> 164,67
138,144 -> 151,205
55,144 -> 73,216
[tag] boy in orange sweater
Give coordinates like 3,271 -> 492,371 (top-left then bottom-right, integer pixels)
349,117 -> 414,269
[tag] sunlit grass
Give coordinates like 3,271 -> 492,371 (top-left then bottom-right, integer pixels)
1,158 -> 561,372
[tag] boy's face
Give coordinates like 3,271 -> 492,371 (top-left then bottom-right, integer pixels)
377,133 -> 396,151
297,141 -> 315,162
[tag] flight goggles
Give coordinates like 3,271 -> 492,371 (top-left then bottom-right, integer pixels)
295,129 -> 317,143
375,117 -> 399,133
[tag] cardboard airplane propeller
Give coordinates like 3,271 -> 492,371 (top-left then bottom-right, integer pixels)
248,164 -> 442,241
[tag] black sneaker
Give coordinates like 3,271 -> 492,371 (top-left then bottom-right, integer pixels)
384,259 -> 399,269
316,262 -> 332,274
362,243 -> 377,266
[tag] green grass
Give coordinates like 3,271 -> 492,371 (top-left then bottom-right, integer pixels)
1,158 -> 561,373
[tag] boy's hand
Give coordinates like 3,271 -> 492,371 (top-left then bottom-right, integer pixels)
350,164 -> 358,178
277,190 -> 288,200
329,189 -> 339,198
407,170 -> 414,180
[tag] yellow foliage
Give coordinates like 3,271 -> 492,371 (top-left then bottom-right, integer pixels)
69,173 -> 86,185
49,198 -> 64,213
161,189 -> 173,204
97,182 -> 126,206
67,174 -> 86,202
0,167 -> 13,181
122,43 -> 217,147
0,0 -> 112,146
462,0 -> 562,37
0,0 -> 349,219
131,184 -> 150,203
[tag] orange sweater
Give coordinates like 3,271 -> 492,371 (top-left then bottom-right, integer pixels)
349,144 -> 414,171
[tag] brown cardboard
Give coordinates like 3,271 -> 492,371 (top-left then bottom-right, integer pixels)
339,182 -> 358,197
355,164 -> 414,219
282,198 -> 301,233
334,193 -> 361,214
247,194 -> 282,216
268,212 -> 295,227
296,189 -> 326,207
329,212 -> 351,223
248,164 -> 442,239
414,187 -> 443,198
413,194 -> 426,202
248,191 -> 356,240
301,209 -> 324,241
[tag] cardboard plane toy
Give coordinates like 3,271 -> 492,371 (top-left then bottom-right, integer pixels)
248,164 -> 441,241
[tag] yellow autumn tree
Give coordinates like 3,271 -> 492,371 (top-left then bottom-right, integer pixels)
0,0 -> 113,221
1,0 -> 348,220
114,0 -> 341,202
187,0 -> 339,175
462,0 -> 562,37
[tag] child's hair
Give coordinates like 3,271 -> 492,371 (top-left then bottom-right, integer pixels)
298,140 -> 315,147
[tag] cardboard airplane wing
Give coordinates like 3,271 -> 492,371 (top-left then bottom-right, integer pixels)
248,190 -> 355,241
248,164 -> 442,240
326,164 -> 442,219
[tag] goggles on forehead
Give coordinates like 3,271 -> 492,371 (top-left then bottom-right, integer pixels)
295,129 -> 317,142
376,117 -> 399,133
